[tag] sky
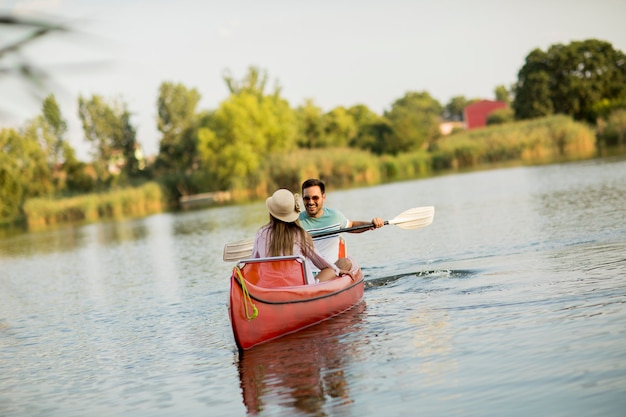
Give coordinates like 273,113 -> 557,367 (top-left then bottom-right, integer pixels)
1,0 -> 626,159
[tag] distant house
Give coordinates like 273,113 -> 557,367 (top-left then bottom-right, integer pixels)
464,100 -> 508,130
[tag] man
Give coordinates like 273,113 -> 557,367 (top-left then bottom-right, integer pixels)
298,178 -> 384,263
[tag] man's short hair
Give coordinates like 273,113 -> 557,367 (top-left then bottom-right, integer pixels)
301,178 -> 325,194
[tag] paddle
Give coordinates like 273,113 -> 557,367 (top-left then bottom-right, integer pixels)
222,205 -> 434,262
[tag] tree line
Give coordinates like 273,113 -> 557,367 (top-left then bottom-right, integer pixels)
1,38 -> 626,227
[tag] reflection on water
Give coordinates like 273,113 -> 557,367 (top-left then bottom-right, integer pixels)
238,302 -> 366,416
0,216 -> 150,259
407,306 -> 456,387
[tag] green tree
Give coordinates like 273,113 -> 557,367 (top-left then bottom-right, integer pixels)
346,104 -> 390,154
20,119 -> 55,197
322,106 -> 356,148
197,68 -> 297,189
155,81 -> 201,173
0,126 -> 54,221
38,94 -> 69,191
223,66 -> 271,96
61,142 -> 94,193
0,129 -> 25,221
494,85 -> 511,105
355,118 -> 394,155
444,96 -> 469,121
513,39 -> 626,122
18,115 -> 56,191
78,94 -> 140,185
295,99 -> 325,148
513,59 -> 554,120
119,110 -> 141,178
42,94 -> 67,162
347,104 -> 379,131
384,91 -> 443,154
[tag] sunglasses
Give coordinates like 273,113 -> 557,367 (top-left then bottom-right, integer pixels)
303,196 -> 321,202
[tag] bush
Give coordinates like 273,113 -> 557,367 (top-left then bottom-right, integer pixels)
486,108 -> 515,125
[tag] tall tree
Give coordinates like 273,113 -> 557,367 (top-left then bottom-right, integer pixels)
223,66 -> 270,97
353,117 -> 394,155
78,94 -> 140,184
443,96 -> 469,121
384,91 -> 443,155
0,126 -> 54,221
322,106 -> 356,148
38,94 -> 69,190
494,85 -> 511,105
15,95 -> 68,192
347,104 -> 379,130
513,39 -> 626,122
347,104 -> 390,153
41,94 -> 67,167
513,51 -> 554,120
0,129 -> 26,221
21,119 -> 56,196
156,81 -> 201,173
197,68 -> 297,189
295,99 -> 325,148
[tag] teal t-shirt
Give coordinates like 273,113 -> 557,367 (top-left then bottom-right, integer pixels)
298,208 -> 349,263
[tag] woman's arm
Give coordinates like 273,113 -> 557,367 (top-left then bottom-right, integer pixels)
252,226 -> 269,258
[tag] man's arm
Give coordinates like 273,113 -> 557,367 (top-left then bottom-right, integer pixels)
347,218 -> 385,233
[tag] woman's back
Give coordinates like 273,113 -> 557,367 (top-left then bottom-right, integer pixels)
252,189 -> 346,284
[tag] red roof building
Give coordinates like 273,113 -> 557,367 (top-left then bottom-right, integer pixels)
464,100 -> 508,130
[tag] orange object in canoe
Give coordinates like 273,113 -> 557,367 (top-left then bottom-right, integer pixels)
228,255 -> 364,351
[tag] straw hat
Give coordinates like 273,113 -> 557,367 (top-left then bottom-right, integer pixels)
266,189 -> 300,223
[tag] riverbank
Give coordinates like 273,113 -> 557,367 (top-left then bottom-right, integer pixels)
21,182 -> 166,230
8,115 -> 622,232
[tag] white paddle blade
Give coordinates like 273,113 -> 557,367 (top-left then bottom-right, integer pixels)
388,206 -> 435,230
223,238 -> 254,262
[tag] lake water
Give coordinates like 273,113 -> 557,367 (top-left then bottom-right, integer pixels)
1,157 -> 625,417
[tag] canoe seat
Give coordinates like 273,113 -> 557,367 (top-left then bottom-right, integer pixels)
239,256 -> 308,288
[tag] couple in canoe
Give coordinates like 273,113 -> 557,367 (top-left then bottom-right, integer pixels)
251,178 -> 384,285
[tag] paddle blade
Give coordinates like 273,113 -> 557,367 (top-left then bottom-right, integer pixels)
388,206 -> 435,229
223,238 -> 254,262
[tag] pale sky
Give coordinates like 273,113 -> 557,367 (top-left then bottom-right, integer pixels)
1,0 -> 625,159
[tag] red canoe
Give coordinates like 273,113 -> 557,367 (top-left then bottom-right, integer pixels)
228,255 -> 364,350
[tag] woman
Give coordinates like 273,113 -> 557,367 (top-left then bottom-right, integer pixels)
252,189 -> 352,284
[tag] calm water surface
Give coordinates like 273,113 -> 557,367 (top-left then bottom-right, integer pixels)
1,157 -> 625,416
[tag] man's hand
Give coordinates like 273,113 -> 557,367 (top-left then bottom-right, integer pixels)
371,217 -> 385,228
